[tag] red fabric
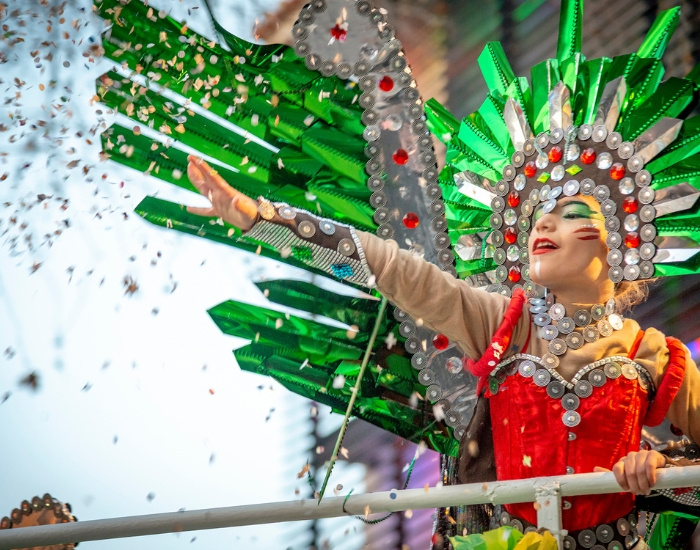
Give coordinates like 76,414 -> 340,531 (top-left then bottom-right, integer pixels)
488,369 -> 649,530
466,288 -> 527,381
644,337 -> 687,427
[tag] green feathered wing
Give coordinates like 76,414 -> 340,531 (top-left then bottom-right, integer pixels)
94,0 -> 467,458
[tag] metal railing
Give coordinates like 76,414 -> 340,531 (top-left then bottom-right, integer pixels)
0,467 -> 698,549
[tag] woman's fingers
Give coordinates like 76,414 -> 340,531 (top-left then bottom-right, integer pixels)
186,155 -> 258,230
189,156 -> 231,194
611,459 -> 630,491
186,205 -> 217,217
187,162 -> 209,194
611,451 -> 666,495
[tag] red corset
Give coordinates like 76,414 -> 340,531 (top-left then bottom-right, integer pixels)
486,357 -> 650,531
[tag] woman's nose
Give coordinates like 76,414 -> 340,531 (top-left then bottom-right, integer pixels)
534,212 -> 554,231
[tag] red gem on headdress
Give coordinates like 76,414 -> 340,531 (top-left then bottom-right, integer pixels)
402,212 -> 419,229
508,266 -> 521,283
610,163 -> 625,180
378,76 -> 394,92
393,149 -> 409,165
507,190 -> 520,208
330,24 -> 347,41
581,148 -> 596,165
504,227 -> 517,244
622,197 -> 638,214
548,146 -> 563,163
625,232 -> 640,248
524,161 -> 536,178
433,333 -> 449,350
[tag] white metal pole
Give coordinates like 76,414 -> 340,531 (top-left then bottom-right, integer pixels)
535,481 -> 563,546
0,468 -> 698,549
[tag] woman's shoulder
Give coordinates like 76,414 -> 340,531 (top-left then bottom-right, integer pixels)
631,323 -> 688,378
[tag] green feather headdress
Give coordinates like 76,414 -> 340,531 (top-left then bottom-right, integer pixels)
427,0 -> 700,295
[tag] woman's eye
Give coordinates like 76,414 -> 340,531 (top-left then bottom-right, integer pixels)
563,212 -> 588,219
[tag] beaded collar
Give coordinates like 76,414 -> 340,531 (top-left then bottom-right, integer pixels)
528,295 -> 625,366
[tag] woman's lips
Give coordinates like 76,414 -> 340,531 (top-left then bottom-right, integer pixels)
531,238 -> 558,255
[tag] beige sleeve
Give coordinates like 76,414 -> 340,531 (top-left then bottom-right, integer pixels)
638,328 -> 700,443
358,230 -> 530,360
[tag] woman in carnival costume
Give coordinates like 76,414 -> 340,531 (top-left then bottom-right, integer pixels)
93,0 -> 700,547
184,12 -> 699,550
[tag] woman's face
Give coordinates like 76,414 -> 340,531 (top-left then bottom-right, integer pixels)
528,194 -> 610,294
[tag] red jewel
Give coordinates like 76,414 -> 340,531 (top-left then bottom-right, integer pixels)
507,265 -> 521,283
610,163 -> 625,180
433,333 -> 449,350
524,161 -> 536,178
393,149 -> 409,165
670,424 -> 683,436
378,76 -> 394,92
548,146 -> 563,163
330,24 -> 347,41
504,227 -> 517,244
581,148 -> 596,164
402,212 -> 419,229
622,196 -> 638,214
507,190 -> 520,208
625,232 -> 640,248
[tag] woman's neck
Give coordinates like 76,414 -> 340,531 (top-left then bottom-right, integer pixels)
547,281 -> 615,313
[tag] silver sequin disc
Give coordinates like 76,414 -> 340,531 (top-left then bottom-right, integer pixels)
607,249 -> 623,267
609,314 -> 624,330
549,338 -> 567,355
298,220 -> 316,238
562,393 -> 580,410
622,364 -> 638,380
319,220 -> 336,235
563,410 -> 581,427
591,304 -> 605,320
542,325 -> 559,340
639,243 -> 655,260
542,353 -> 560,369
533,369 -> 551,387
549,303 -> 565,320
589,370 -> 607,387
597,320 -> 614,337
563,180 -> 580,196
338,238 -> 356,256
519,360 -> 537,377
604,362 -> 622,379
279,205 -> 297,220
566,332 -> 584,349
583,326 -> 599,342
558,317 -> 575,334
534,313 -> 552,327
574,309 -> 592,326
574,379 -> 593,398
547,381 -> 565,399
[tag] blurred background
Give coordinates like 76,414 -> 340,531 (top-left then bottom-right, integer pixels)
1,0 -> 698,549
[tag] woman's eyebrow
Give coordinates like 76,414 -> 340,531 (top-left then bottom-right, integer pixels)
560,200 -> 599,214
560,200 -> 591,209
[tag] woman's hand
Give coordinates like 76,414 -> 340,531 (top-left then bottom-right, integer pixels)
186,155 -> 259,231
594,450 -> 667,495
